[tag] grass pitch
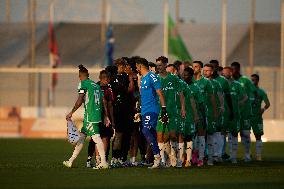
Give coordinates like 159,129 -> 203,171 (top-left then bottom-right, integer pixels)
0,139 -> 283,189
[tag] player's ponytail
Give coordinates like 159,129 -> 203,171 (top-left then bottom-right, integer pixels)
78,64 -> 89,77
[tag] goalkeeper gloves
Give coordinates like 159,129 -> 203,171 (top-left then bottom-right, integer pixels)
160,106 -> 169,125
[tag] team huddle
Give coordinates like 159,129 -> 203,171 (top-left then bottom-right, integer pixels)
64,56 -> 270,169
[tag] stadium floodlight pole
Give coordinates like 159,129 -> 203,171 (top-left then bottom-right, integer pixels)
106,1 -> 111,28
163,0 -> 169,58
175,0 -> 180,29
6,0 -> 10,22
101,0 -> 107,46
49,0 -> 55,107
28,0 -> 36,106
280,1 -> 284,119
221,0 -> 227,68
249,0 -> 256,76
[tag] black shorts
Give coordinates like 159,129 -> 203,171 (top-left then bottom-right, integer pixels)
99,122 -> 114,138
113,107 -> 133,132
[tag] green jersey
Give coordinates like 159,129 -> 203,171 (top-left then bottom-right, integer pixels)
176,78 -> 188,109
229,80 -> 246,119
193,76 -> 215,117
183,84 -> 195,122
188,82 -> 204,108
159,73 -> 183,116
210,79 -> 223,110
252,87 -> 268,117
78,79 -> 103,123
215,75 -> 230,114
235,75 -> 257,116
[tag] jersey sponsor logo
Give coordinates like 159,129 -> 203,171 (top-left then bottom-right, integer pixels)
162,82 -> 174,91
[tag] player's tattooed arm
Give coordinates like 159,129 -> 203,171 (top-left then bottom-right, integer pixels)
66,93 -> 84,120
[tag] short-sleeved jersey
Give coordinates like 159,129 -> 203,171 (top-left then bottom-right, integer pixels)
98,83 -> 114,118
210,79 -> 223,109
235,75 -> 257,115
98,83 -> 114,103
176,78 -> 188,109
229,80 -> 246,119
188,82 -> 204,119
140,72 -> 161,115
215,75 -> 230,113
252,87 -> 268,116
183,84 -> 195,122
193,76 -> 215,116
78,79 -> 103,123
188,82 -> 204,105
159,73 -> 183,115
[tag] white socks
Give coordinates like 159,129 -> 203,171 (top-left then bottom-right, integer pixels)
241,130 -> 251,160
164,142 -> 171,155
178,142 -> 184,161
130,157 -> 136,163
256,140 -> 263,157
198,136 -> 205,160
170,141 -> 177,157
207,134 -> 214,161
219,134 -> 225,158
69,134 -> 86,163
231,136 -> 238,160
193,136 -> 199,150
186,141 -> 193,162
212,132 -> 224,158
158,143 -> 165,163
228,133 -> 232,156
91,134 -> 107,164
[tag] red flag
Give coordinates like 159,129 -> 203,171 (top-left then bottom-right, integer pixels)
48,18 -> 60,90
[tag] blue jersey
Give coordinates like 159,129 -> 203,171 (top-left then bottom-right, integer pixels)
140,72 -> 161,115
